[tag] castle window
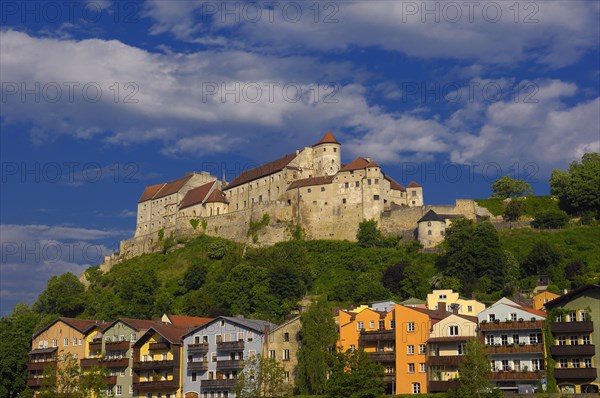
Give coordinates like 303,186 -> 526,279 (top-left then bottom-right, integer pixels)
323,148 -> 326,152
368,179 -> 371,185
332,159 -> 335,163
373,195 -> 380,200
355,181 -> 359,187
321,187 -> 325,192
236,204 -> 239,210
412,201 -> 416,205
412,191 -> 417,196
259,195 -> 263,202
313,201 -> 317,205
428,230 -> 432,235
307,188 -> 311,193
427,221 -> 431,227
217,208 -> 220,215
375,179 -> 379,184
334,148 -> 337,152
342,198 -> 347,204
344,182 -> 349,188
244,201 -> 247,208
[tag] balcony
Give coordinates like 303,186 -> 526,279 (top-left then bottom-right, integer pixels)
105,376 -> 117,385
366,351 -> 395,363
187,361 -> 209,372
104,358 -> 130,368
80,358 -> 103,368
479,320 -> 544,331
551,344 -> 595,356
551,321 -> 593,334
489,371 -> 543,381
359,329 -> 395,342
133,380 -> 178,392
188,343 -> 209,354
133,360 -> 174,371
27,378 -> 45,388
105,341 -> 130,351
216,360 -> 245,370
202,379 -> 238,389
216,340 -> 245,350
382,374 -> 396,384
89,341 -> 103,351
429,380 -> 460,392
554,367 -> 597,380
428,355 -> 463,367
28,361 -> 57,371
485,343 -> 544,354
149,341 -> 169,351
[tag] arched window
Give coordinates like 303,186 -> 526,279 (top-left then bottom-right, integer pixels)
427,221 -> 431,227
428,230 -> 432,236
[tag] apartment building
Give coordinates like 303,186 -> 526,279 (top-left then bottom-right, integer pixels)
426,289 -> 486,316
28,317 -> 106,391
478,298 -> 546,392
427,312 -> 478,393
181,316 -> 276,398
263,316 -> 302,389
546,284 -> 599,394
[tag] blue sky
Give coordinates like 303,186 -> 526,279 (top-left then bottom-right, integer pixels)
1,0 -> 599,316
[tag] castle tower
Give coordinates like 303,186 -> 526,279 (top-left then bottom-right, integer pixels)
312,131 -> 341,176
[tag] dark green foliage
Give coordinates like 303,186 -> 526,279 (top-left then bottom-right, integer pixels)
382,261 -> 431,300
189,218 -> 200,230
33,273 -> 85,317
452,339 -> 493,398
532,209 -> 570,229
550,152 -> 600,216
522,241 -> 561,276
491,176 -> 533,198
248,213 -> 270,242
326,349 -> 385,398
356,220 -> 399,248
504,198 -> 525,221
183,261 -> 209,292
208,240 -> 228,259
477,196 -> 559,217
114,265 -> 159,319
296,299 -> 338,395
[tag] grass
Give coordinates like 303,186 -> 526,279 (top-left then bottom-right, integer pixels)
476,196 -> 560,217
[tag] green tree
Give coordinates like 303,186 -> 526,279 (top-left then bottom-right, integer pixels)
453,339 -> 494,398
33,273 -> 85,317
0,304 -> 44,398
296,299 -> 337,395
235,355 -> 291,398
38,353 -> 107,398
550,152 -> 600,216
356,219 -> 383,248
532,209 -> 570,229
183,261 -> 209,292
114,266 -> 158,319
491,176 -> 533,198
326,349 -> 384,398
504,198 -> 525,221
522,241 -> 561,277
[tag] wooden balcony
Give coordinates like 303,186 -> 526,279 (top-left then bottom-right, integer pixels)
359,329 -> 395,342
201,378 -> 238,389
551,321 -> 593,334
105,376 -> 117,385
382,374 -> 396,384
133,360 -> 174,371
485,343 -> 544,354
366,351 -> 395,363
429,380 -> 460,392
187,361 -> 209,372
479,320 -> 544,331
550,344 -> 595,356
428,355 -> 462,367
27,378 -> 45,388
216,359 -> 244,370
89,341 -> 103,351
488,371 -> 543,381
133,380 -> 178,392
28,360 -> 56,371
216,340 -> 245,350
554,367 -> 597,380
188,343 -> 209,354
105,341 -> 130,351
104,358 -> 130,368
149,341 -> 169,351
80,358 -> 103,368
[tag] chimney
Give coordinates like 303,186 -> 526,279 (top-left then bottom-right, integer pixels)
437,302 -> 446,314
452,304 -> 459,315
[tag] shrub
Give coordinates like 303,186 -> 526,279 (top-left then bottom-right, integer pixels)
532,209 -> 569,229
208,241 -> 227,260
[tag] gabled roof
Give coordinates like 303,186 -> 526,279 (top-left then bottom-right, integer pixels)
104,318 -> 162,333
407,181 -> 422,188
506,304 -> 546,318
287,175 -> 334,190
179,181 -> 216,210
225,153 -> 298,190
138,174 -> 195,203
33,317 -> 107,339
546,285 -> 600,309
135,324 -> 190,347
268,316 -> 301,333
163,315 -> 213,328
384,175 -> 406,191
313,131 -> 339,146
418,210 -> 445,223
339,157 -> 380,172
205,189 -> 228,204
183,316 -> 277,339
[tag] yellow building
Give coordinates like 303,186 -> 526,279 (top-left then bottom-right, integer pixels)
533,291 -> 560,311
426,290 -> 486,316
132,324 -> 188,398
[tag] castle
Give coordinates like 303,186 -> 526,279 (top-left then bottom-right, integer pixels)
105,132 -> 478,269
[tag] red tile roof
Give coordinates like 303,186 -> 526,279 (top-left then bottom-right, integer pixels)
407,181 -> 422,188
33,317 -> 108,339
179,181 -> 216,210
138,174 -> 195,203
113,318 -> 162,332
204,189 -> 228,204
313,131 -> 339,146
225,153 -> 298,190
339,157 -> 380,172
507,304 -> 546,318
143,324 -> 190,345
164,315 -> 213,328
138,183 -> 166,203
287,175 -> 334,190
384,175 -> 406,191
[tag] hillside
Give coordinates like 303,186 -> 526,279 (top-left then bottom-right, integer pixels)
476,195 -> 560,217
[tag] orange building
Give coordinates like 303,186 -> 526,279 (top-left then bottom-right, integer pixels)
533,291 -> 560,311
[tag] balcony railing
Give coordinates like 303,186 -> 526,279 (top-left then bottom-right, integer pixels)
104,358 -> 130,368
133,360 -> 174,370
382,374 -> 396,383
149,341 -> 169,351
479,320 -> 544,331
550,344 -> 595,356
105,341 -> 130,351
28,360 -> 57,371
359,329 -> 395,342
105,376 -> 117,385
551,321 -> 593,334
133,380 -> 178,392
427,355 -> 463,367
188,343 -> 209,354
429,380 -> 460,392
488,371 -> 543,380
485,343 -> 544,354
216,340 -> 245,350
554,367 -> 597,380
89,341 -> 103,351
366,351 -> 395,363
27,378 -> 46,387
187,361 -> 209,371
202,379 -> 238,389
216,360 -> 245,370
80,358 -> 103,368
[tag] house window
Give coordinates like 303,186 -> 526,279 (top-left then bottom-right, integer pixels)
379,320 -> 385,330
558,336 -> 566,345
420,363 -> 426,373
502,360 -> 509,371
532,359 -> 543,371
373,195 -> 380,201
501,335 -> 508,346
510,313 -> 517,321
570,336 -> 578,345
369,321 -> 375,329
569,312 -> 577,322
529,334 -> 538,344
449,326 -> 459,336
283,349 -> 290,361
408,363 -> 415,373
407,345 -> 414,355
52,339 -> 57,347
64,338 -> 69,347
573,358 -> 580,368
192,373 -> 197,382
357,322 -> 364,331
581,311 -> 588,321
491,361 -> 497,371
488,314 -> 496,322
559,358 -> 568,368
116,385 -> 122,396
457,343 -> 465,355
485,335 -> 494,345
407,322 -> 415,332
513,334 -> 520,344
582,335 -> 590,345
284,371 -> 290,383
556,313 -> 563,322
412,383 -> 420,394
390,320 -> 395,329
584,358 -> 592,368
284,332 -> 290,342
467,305 -> 473,312
419,344 -> 426,354
269,350 -> 275,359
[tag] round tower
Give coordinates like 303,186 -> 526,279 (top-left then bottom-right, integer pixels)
312,131 -> 341,176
